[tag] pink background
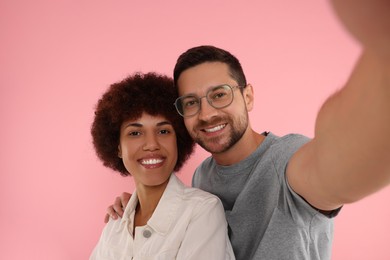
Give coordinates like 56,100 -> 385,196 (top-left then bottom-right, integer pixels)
1,0 -> 389,259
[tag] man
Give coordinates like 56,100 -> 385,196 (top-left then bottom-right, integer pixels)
106,1 -> 390,259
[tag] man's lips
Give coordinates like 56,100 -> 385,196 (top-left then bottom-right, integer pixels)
201,123 -> 227,133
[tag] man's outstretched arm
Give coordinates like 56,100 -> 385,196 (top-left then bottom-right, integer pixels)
288,0 -> 390,211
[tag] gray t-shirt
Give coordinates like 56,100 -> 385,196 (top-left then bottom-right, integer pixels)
192,132 -> 337,260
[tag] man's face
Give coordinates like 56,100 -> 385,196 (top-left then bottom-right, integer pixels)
176,62 -> 250,154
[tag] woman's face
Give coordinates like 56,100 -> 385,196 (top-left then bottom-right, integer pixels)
118,112 -> 178,189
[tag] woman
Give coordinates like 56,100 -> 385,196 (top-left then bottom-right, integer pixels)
90,72 -> 234,259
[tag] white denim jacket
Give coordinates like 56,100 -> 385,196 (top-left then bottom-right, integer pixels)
90,174 -> 235,260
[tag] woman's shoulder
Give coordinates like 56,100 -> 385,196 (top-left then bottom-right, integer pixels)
171,174 -> 222,207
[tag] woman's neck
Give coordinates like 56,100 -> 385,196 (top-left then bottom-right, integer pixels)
133,179 -> 169,228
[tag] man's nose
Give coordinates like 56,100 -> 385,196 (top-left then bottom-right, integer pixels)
197,97 -> 218,121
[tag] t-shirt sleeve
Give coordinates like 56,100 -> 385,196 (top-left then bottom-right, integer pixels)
271,134 -> 340,219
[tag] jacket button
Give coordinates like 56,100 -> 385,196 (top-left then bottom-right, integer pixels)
143,229 -> 152,238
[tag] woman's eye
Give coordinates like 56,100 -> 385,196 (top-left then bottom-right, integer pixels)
159,129 -> 170,135
128,131 -> 141,136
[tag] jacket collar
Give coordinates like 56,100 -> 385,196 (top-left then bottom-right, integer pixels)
121,174 -> 185,235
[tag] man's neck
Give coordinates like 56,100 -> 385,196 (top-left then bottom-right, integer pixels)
212,128 -> 265,166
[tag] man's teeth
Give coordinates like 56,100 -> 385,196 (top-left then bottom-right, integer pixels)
141,159 -> 163,165
204,124 -> 226,133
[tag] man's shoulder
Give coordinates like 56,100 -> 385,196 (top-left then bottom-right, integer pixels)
269,132 -> 310,144
197,155 -> 214,168
267,132 -> 311,155
254,132 -> 311,175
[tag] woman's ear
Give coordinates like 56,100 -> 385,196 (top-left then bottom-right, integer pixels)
118,145 -> 122,158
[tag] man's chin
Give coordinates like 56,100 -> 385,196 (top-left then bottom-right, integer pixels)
197,140 -> 229,154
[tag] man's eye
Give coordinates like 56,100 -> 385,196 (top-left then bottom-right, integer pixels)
184,100 -> 198,107
213,92 -> 226,99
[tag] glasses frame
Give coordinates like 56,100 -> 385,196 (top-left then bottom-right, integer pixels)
174,84 -> 245,118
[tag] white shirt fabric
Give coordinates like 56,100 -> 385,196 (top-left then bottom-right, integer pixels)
90,174 -> 235,260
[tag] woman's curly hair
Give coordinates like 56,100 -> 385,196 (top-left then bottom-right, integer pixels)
91,72 -> 195,176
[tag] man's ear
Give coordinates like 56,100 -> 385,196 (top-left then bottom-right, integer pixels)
243,84 -> 254,112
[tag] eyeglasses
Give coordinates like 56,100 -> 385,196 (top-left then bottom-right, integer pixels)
174,84 -> 244,117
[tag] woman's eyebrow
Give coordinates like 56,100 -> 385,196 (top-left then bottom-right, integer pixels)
124,121 -> 172,129
156,121 -> 172,127
124,122 -> 142,128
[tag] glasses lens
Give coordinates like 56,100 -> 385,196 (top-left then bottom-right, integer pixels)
175,85 -> 236,117
176,95 -> 200,117
207,85 -> 233,108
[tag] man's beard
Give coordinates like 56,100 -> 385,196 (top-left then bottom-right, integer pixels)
193,113 -> 248,154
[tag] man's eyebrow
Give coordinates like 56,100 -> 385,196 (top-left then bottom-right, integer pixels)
181,84 -> 226,96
